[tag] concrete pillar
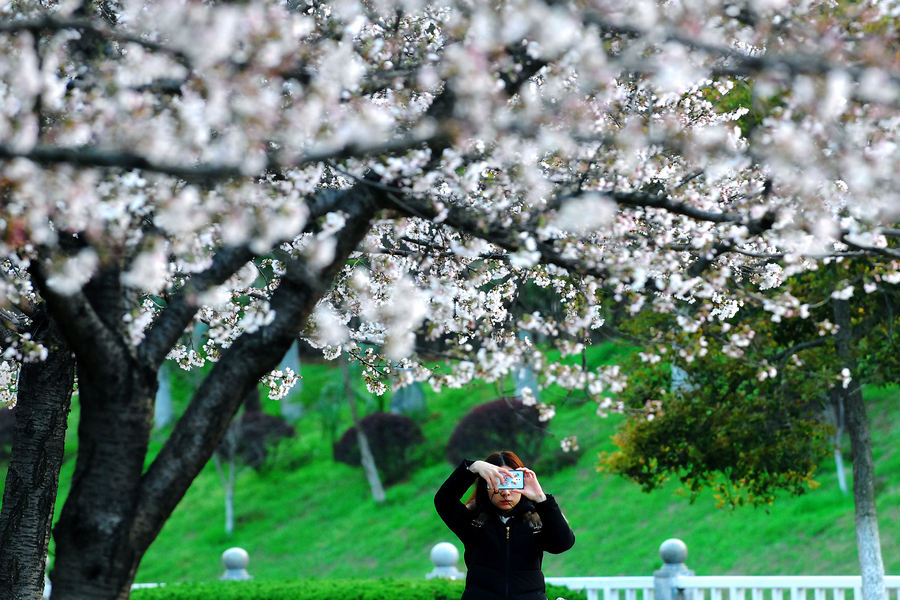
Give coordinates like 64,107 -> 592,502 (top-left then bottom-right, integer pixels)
654,539 -> 693,600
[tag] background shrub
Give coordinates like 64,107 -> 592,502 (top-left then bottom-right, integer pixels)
214,387 -> 296,471
445,397 -> 546,466
237,411 -> 297,470
333,412 -> 425,485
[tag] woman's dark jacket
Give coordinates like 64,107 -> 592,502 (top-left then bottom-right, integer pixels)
434,460 -> 576,600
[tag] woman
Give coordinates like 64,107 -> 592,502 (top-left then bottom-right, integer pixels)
434,450 -> 575,600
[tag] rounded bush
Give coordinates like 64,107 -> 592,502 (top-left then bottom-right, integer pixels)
333,412 -> 425,485
237,411 -> 296,469
216,410 -> 296,471
445,397 -> 546,466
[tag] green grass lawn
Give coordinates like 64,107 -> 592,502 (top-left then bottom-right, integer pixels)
3,345 -> 900,585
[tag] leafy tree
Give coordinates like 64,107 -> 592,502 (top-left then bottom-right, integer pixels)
600,323 -> 834,508
602,259 -> 900,599
0,0 -> 899,599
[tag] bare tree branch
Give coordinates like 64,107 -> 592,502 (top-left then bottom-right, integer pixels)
0,16 -> 190,63
839,234 -> 900,260
0,133 -> 439,182
771,337 -> 830,365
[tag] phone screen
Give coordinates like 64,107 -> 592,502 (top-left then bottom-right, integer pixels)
497,471 -> 524,489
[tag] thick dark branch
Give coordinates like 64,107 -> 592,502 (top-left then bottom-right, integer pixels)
137,245 -> 256,370
0,146 -> 245,180
498,46 -> 550,96
839,234 -> 900,260
0,16 -> 190,63
385,194 -> 611,280
602,191 -> 750,225
132,78 -> 185,95
28,261 -> 123,379
877,228 -> 900,239
0,133 -> 438,182
772,337 -> 829,365
133,183 -> 381,551
139,184 -> 389,369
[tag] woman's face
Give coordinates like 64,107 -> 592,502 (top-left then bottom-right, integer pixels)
489,488 -> 522,512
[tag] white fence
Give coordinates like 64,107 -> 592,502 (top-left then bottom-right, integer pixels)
544,576 -> 655,600
545,576 -> 900,600
544,540 -> 900,600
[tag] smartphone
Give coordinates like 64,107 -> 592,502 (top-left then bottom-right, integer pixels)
497,470 -> 524,490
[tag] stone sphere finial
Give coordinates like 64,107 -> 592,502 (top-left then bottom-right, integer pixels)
659,539 -> 688,565
220,547 -> 252,581
431,542 -> 460,567
426,542 -> 463,580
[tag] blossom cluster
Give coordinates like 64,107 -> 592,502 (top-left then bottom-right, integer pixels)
0,0 -> 897,426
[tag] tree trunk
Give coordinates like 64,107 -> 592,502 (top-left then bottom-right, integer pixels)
213,453 -> 236,537
834,298 -> 886,600
0,315 -> 76,600
49,356 -> 157,600
834,448 -> 848,495
40,188 -> 379,600
341,357 -> 385,503
153,364 -> 172,431
833,396 -> 848,495
213,423 -> 240,537
224,458 -> 235,537
846,384 -> 884,600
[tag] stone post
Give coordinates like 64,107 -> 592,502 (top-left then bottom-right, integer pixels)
220,547 -> 253,581
654,539 -> 693,600
426,542 -> 464,580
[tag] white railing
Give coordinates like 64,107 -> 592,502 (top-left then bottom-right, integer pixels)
543,537 -> 900,600
544,576 -> 655,600
545,576 -> 900,600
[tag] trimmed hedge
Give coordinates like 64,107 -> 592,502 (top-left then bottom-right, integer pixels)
130,579 -> 586,600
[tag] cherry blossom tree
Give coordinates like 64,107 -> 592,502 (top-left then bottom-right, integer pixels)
1,0 -> 900,598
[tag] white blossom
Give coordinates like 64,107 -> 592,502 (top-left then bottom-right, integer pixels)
0,0 -> 898,442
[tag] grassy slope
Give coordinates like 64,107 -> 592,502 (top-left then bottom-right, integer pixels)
135,357 -> 900,583
3,348 -> 899,584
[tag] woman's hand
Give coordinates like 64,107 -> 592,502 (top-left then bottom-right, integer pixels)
468,460 -> 514,493
520,468 -> 547,503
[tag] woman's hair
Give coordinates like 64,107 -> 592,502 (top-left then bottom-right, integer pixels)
466,450 -> 524,510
